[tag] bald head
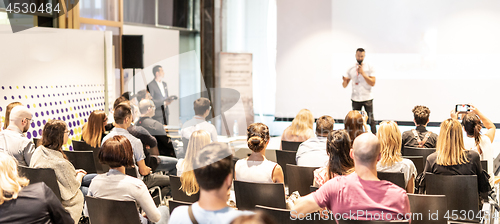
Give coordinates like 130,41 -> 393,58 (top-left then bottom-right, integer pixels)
9,106 -> 32,133
352,133 -> 380,165
139,99 -> 155,117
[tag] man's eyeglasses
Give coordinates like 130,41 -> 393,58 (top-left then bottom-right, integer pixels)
24,118 -> 33,123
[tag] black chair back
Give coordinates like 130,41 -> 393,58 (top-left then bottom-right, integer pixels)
72,140 -> 110,173
281,141 -> 303,151
63,150 -> 97,173
276,150 -> 297,184
481,160 -> 488,173
377,172 -> 405,189
286,164 -> 319,196
338,220 -> 409,223
32,138 -> 41,147
402,156 -> 424,174
234,180 -> 286,210
85,196 -> 141,224
18,166 -> 61,201
168,200 -> 193,214
169,175 -> 200,203
125,167 -> 138,177
407,194 -> 447,224
425,173 -> 479,222
403,147 -> 435,163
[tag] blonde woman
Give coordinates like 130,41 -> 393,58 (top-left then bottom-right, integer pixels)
177,130 -> 211,196
376,121 -> 417,193
424,119 -> 489,198
280,109 -> 315,150
81,110 -> 108,148
235,123 -> 284,183
0,151 -> 73,223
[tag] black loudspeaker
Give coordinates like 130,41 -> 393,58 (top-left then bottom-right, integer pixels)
122,35 -> 144,69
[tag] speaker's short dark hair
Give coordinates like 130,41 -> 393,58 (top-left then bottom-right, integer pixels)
412,105 -> 430,126
114,104 -> 132,124
194,143 -> 233,191
356,48 -> 365,53
152,65 -> 162,77
316,115 -> 335,135
194,97 -> 210,115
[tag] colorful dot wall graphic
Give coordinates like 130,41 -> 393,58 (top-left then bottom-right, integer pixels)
0,84 -> 107,151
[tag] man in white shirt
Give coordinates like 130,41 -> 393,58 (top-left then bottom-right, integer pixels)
0,106 -> 36,166
296,115 -> 335,167
179,97 -> 218,157
147,65 -> 176,125
342,48 -> 377,133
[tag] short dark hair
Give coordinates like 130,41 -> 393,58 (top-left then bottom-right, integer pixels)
41,120 -> 67,158
194,143 -> 233,191
114,104 -> 132,124
136,89 -> 148,102
152,65 -> 162,77
113,96 -> 129,109
121,92 -> 135,101
194,98 -> 211,115
316,115 -> 335,135
99,135 -> 135,168
356,48 -> 365,53
412,105 -> 430,126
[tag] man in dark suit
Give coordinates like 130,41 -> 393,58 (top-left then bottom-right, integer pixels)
147,65 -> 175,125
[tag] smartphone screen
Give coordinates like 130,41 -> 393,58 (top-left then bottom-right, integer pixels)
456,104 -> 469,112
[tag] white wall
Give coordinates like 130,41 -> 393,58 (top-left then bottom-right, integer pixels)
0,26 -> 106,150
123,25 -> 180,126
276,0 -> 500,123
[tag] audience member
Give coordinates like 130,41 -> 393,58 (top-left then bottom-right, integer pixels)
0,151 -> 73,224
136,89 -> 152,102
235,123 -> 284,183
401,105 -> 438,148
169,142 -> 253,224
136,99 -> 176,157
178,130 -> 211,196
344,110 -> 370,141
296,115 -> 335,167
3,101 -> 22,129
424,118 -> 490,199
313,129 -> 353,187
293,133 -> 410,221
180,97 -> 218,149
279,109 -> 315,150
101,104 -> 171,196
122,91 -> 140,123
88,135 -> 169,224
108,98 -> 177,174
81,110 -> 107,148
0,105 -> 36,166
376,121 -> 417,193
30,120 -> 95,223
459,105 -> 495,170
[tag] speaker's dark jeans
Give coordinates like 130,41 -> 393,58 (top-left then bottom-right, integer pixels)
352,99 -> 376,134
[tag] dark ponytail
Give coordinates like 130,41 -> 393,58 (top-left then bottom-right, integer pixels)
462,113 -> 483,154
326,130 -> 354,180
247,123 -> 270,152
